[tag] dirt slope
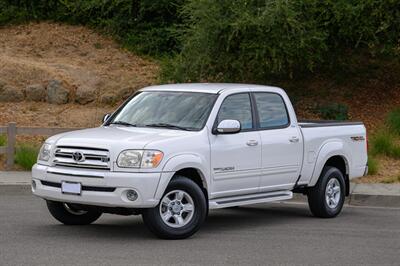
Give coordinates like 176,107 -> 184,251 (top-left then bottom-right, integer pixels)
0,22 -> 158,127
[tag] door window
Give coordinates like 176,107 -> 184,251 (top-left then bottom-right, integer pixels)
254,93 -> 289,129
217,93 -> 253,130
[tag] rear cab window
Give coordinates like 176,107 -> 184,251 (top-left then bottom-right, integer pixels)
253,92 -> 289,129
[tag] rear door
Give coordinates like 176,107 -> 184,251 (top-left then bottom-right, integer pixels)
252,92 -> 302,192
209,93 -> 262,198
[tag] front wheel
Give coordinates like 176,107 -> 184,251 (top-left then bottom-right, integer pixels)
307,166 -> 345,218
46,200 -> 102,225
142,176 -> 207,239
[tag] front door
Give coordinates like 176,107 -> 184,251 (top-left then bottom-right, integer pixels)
209,93 -> 262,198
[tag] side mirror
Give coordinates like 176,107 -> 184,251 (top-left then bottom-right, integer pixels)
102,113 -> 111,123
215,119 -> 241,134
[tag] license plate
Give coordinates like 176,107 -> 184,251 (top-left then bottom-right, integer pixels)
61,181 -> 82,195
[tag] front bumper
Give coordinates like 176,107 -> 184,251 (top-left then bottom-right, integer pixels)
32,164 -> 161,208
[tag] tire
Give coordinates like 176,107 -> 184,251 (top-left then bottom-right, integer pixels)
46,200 -> 102,225
307,166 -> 346,218
142,176 -> 207,239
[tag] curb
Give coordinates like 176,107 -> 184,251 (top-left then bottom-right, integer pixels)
349,194 -> 400,208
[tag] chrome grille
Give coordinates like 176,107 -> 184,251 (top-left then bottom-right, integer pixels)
53,146 -> 110,170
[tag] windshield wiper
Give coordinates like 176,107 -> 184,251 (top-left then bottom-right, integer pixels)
109,121 -> 137,127
144,123 -> 192,131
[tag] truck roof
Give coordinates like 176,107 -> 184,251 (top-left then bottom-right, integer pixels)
140,83 -> 282,94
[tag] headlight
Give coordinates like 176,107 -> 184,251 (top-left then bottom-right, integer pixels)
117,150 -> 163,168
38,143 -> 52,161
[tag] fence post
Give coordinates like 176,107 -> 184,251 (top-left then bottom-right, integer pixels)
6,122 -> 16,170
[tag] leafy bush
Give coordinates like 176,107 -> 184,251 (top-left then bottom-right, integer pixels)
15,144 -> 39,170
161,0 -> 400,82
367,157 -> 379,175
387,108 -> 400,135
316,103 -> 349,121
1,0 -> 399,80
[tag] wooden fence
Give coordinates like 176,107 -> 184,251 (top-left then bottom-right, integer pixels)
0,122 -> 83,170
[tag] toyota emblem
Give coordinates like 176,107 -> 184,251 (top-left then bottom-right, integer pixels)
72,151 -> 85,162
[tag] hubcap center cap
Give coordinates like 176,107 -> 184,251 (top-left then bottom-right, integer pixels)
171,203 -> 181,214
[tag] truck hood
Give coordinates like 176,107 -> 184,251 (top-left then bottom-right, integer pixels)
48,126 -> 192,151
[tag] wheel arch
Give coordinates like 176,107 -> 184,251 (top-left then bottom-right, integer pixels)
308,141 -> 350,195
324,155 -> 350,196
155,154 -> 210,200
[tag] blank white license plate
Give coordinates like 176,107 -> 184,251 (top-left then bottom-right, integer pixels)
61,181 -> 82,195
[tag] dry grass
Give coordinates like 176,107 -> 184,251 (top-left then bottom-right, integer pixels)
354,156 -> 400,184
0,22 -> 158,94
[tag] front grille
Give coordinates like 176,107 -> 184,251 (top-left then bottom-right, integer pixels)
40,180 -> 116,192
53,146 -> 110,170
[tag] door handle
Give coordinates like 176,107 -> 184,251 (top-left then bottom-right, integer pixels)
246,140 -> 259,146
289,136 -> 300,143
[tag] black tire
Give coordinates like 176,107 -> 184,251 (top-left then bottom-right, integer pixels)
46,200 -> 102,225
307,166 -> 346,218
142,176 -> 207,239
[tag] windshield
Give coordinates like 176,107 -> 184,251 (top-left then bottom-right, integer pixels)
108,91 -> 217,131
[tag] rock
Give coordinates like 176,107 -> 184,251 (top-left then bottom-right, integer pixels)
99,93 -> 117,105
0,85 -> 24,102
75,87 -> 96,104
47,80 -> 69,104
24,84 -> 46,102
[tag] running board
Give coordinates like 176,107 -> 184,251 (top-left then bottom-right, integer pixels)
209,190 -> 293,209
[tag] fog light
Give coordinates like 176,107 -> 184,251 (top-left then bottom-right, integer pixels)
31,180 -> 36,191
126,190 -> 138,201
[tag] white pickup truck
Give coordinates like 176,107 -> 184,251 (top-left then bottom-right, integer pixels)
32,83 -> 368,239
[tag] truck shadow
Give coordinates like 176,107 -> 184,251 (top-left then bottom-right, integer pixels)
202,204 -> 312,232
36,203 -> 313,240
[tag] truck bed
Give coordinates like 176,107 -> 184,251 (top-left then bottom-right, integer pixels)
297,120 -> 367,187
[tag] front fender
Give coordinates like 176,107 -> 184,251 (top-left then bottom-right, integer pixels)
154,153 -> 209,200
308,141 -> 350,187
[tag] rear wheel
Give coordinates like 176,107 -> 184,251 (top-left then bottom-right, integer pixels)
142,176 -> 207,239
307,166 -> 345,218
46,200 -> 102,225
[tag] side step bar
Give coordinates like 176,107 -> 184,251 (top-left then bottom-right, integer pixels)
208,190 -> 293,209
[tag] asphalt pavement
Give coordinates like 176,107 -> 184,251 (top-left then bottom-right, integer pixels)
0,191 -> 399,265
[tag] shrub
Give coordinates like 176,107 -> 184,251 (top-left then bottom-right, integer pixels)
370,130 -> 394,156
0,135 -> 6,146
15,144 -> 39,170
316,103 -> 349,121
367,157 -> 379,175
161,0 -> 400,82
387,108 -> 400,135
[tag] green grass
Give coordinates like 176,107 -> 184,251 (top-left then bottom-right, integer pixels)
367,156 -> 379,175
387,108 -> 400,135
0,134 -> 6,146
370,129 -> 400,159
370,130 -> 394,156
14,144 -> 39,170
